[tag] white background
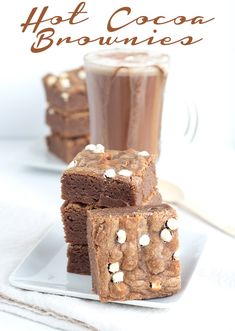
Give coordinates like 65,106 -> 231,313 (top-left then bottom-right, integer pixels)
0,1 -> 234,331
0,0 -> 234,148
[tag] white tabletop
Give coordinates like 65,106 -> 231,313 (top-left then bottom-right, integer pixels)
0,139 -> 70,330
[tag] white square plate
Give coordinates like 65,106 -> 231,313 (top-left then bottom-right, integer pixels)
9,223 -> 207,308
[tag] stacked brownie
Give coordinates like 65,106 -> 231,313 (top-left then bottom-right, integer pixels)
43,67 -> 90,163
61,144 -> 162,275
61,145 -> 181,301
87,205 -> 180,301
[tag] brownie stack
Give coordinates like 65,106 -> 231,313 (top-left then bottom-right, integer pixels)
43,67 -> 90,163
61,144 -> 162,275
61,145 -> 181,302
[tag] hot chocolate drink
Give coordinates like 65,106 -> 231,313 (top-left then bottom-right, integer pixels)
84,50 -> 168,156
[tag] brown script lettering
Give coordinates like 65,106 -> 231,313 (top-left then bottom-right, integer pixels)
20,2 -> 215,53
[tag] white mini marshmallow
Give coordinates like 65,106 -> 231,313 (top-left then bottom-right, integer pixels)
48,108 -> 55,115
94,144 -> 105,153
112,271 -> 124,283
150,281 -> 161,291
67,160 -> 77,169
59,77 -> 71,89
139,234 -> 150,246
166,218 -> 179,231
138,151 -> 150,157
160,228 -> 172,242
116,229 -> 127,244
108,262 -> 119,273
104,168 -> 116,178
46,75 -> 57,86
85,144 -> 105,153
85,144 -> 96,151
118,169 -> 133,177
78,69 -> 86,80
173,249 -> 180,260
61,92 -> 69,102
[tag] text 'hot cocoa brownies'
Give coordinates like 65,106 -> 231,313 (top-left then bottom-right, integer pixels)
61,145 -> 161,207
87,204 -> 180,302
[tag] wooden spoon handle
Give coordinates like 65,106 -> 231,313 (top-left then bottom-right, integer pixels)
178,198 -> 235,238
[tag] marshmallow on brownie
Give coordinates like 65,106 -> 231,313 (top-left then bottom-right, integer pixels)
61,146 -> 161,207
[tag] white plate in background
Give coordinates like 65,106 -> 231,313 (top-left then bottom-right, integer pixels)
9,223 -> 207,309
22,140 -> 66,172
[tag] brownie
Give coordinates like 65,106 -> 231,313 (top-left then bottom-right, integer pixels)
43,67 -> 88,111
46,134 -> 89,163
61,190 -> 162,246
46,108 -> 89,138
67,244 -> 90,275
61,201 -> 94,245
87,204 -> 180,302
61,146 -> 160,207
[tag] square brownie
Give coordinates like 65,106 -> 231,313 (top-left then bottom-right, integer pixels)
67,244 -> 90,275
43,67 -> 88,111
61,190 -> 162,246
46,108 -> 89,138
87,204 -> 180,302
46,134 -> 89,163
61,146 -> 160,207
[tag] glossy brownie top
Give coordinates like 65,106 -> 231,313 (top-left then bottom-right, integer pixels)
43,67 -> 86,93
64,145 -> 155,179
